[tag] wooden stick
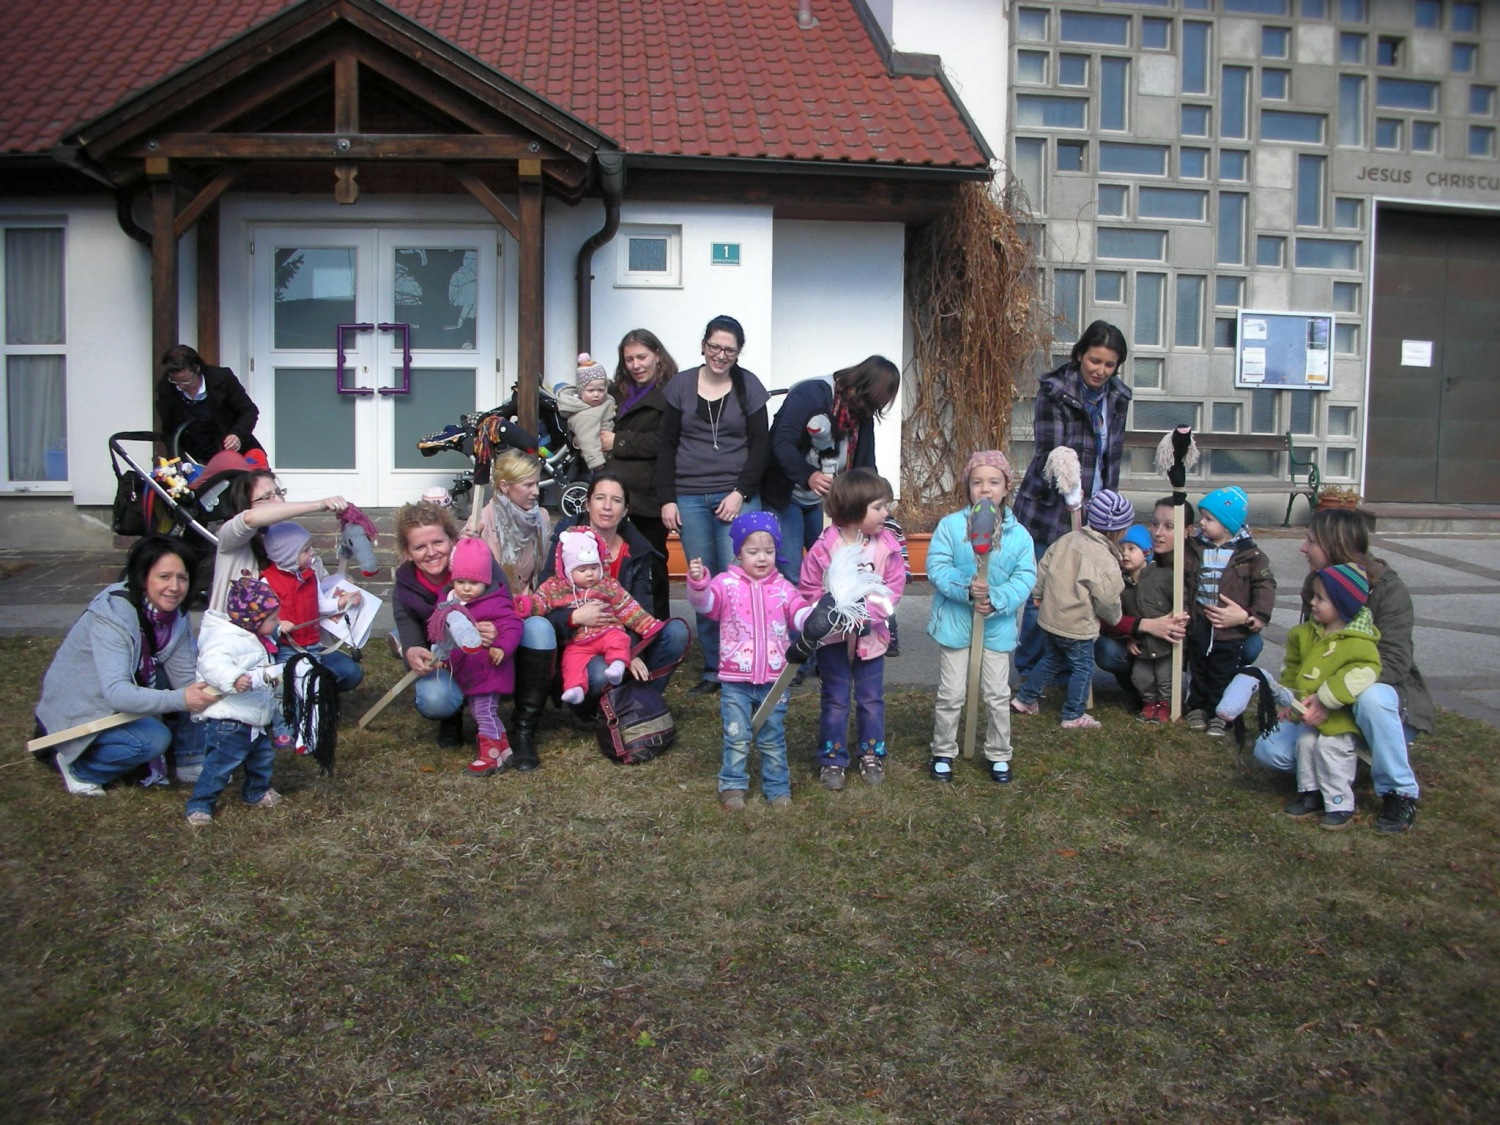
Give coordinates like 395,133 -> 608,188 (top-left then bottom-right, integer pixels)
26,713 -> 142,754
358,669 -> 421,730
963,612 -> 986,759
1170,503 -> 1185,721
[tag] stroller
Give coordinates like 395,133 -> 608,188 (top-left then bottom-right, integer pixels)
416,382 -> 588,520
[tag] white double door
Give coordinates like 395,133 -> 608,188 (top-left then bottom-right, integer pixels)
251,225 -> 500,506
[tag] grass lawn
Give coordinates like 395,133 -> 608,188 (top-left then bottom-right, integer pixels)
2,634 -> 1497,1123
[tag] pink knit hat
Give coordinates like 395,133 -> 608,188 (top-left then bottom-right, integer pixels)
450,537 -> 493,585
964,450 -> 1013,492
560,528 -> 602,576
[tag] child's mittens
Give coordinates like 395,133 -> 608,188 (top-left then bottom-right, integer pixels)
512,593 -> 534,618
605,660 -> 627,685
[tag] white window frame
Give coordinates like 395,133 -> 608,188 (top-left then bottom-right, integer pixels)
0,220 -> 68,492
615,224 -> 682,289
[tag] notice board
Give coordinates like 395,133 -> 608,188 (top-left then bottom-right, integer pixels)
1234,309 -> 1334,390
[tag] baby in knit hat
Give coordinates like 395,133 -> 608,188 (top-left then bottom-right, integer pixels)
554,352 -> 617,469
185,576 -> 286,825
522,527 -> 663,704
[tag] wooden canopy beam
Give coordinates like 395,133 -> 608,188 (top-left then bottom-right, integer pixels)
129,134 -> 563,161
447,166 -> 521,240
172,166 -> 244,240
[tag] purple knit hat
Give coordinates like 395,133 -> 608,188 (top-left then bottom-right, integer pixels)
226,576 -> 280,633
730,511 -> 783,558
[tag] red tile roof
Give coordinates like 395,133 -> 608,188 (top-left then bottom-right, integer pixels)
0,0 -> 987,170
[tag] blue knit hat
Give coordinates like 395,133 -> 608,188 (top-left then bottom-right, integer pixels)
1085,489 -> 1134,532
1120,524 -> 1154,561
1199,486 -> 1249,536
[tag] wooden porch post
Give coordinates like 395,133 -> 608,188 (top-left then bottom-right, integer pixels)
516,159 -> 545,435
148,159 -> 178,377
195,205 -> 220,365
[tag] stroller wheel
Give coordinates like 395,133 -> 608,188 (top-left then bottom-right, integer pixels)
559,482 -> 590,518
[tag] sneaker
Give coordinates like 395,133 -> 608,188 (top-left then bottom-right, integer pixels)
1059,714 -> 1102,730
1136,704 -> 1158,724
928,756 -> 954,782
1207,716 -> 1227,738
857,754 -> 885,786
1010,698 -> 1040,716
1375,792 -> 1418,834
720,789 -> 747,811
57,760 -> 105,798
1185,709 -> 1207,731
248,789 -> 283,808
989,760 -> 1013,784
768,794 -> 793,810
1284,791 -> 1324,818
1320,810 -> 1355,831
273,734 -> 294,751
185,811 -> 213,826
818,765 -> 846,792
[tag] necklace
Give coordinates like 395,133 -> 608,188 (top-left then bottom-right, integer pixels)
706,395 -> 725,451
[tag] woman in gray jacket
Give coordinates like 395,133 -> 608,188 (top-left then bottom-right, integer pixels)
34,536 -> 216,796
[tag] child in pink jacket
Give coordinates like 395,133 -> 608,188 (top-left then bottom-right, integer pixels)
687,512 -> 817,810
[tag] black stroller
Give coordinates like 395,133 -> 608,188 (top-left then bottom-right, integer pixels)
416,383 -> 588,520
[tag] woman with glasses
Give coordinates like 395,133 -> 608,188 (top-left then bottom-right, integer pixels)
208,470 -> 350,615
155,344 -> 265,465
656,315 -> 772,695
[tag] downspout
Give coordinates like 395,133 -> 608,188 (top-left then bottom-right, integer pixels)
51,143 -> 152,247
574,151 -> 626,354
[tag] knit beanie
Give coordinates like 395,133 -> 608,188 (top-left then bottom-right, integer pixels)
1085,489 -> 1134,532
560,529 -> 602,576
576,352 -> 608,389
730,511 -> 783,558
1199,486 -> 1250,536
450,537 -> 493,585
226,576 -> 280,633
1121,524 -> 1154,561
263,521 -> 311,571
964,450 -> 1013,493
1317,563 -> 1370,624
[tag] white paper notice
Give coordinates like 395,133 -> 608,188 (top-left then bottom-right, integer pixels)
1305,348 -> 1330,385
1401,340 -> 1433,367
1241,346 -> 1267,382
1242,318 -> 1268,341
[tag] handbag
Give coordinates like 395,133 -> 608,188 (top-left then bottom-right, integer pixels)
110,455 -> 145,536
595,622 -> 685,765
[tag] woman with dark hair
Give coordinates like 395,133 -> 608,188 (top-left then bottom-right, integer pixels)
34,535 -> 216,796
762,355 -> 901,582
1012,320 -> 1133,676
540,471 -> 690,700
1252,508 -> 1433,833
657,315 -> 771,694
155,344 -> 265,464
209,470 -> 350,614
601,328 -> 679,616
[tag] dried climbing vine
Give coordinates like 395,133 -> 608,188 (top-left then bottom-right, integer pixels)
901,180 -> 1048,526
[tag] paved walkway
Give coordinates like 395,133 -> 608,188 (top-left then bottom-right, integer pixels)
3,528 -> 1498,728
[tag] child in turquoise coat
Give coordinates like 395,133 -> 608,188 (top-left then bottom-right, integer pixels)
924,451 -> 1037,783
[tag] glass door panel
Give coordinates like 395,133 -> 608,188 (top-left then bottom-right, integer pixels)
273,248 -> 356,348
392,367 -> 476,471
273,367 -> 357,469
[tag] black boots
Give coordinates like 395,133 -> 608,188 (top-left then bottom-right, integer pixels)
509,646 -> 555,772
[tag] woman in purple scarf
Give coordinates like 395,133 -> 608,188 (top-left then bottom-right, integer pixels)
600,328 -> 679,617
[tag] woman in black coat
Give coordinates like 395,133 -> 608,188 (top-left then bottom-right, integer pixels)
155,344 -> 265,464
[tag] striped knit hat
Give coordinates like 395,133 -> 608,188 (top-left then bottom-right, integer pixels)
1085,489 -> 1135,532
1317,563 -> 1370,623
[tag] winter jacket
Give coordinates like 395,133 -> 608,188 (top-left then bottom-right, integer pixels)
1298,557 -> 1434,734
539,513 -> 662,641
1033,526 -> 1125,641
392,562 -> 450,656
1280,610 -> 1383,737
555,385 -> 617,470
1121,564 -> 1175,659
798,525 -> 907,660
195,610 -> 279,727
686,565 -> 815,684
529,527 -> 662,646
760,377 -> 878,512
441,584 -> 525,697
603,382 -> 669,518
261,562 -> 321,646
1012,361 -> 1132,550
1184,531 -> 1277,640
154,365 -> 264,463
34,585 -> 197,768
925,506 -> 1036,652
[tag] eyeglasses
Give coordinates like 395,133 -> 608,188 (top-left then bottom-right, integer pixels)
704,344 -> 740,359
252,487 -> 288,504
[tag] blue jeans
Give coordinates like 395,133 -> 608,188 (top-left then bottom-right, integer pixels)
817,644 -> 886,766
68,716 -> 176,785
774,500 -> 824,583
1013,541 -> 1050,679
1095,633 -> 1262,697
720,681 -> 791,801
413,617 -> 556,719
1018,632 -> 1095,720
186,718 -> 275,816
1252,682 -> 1419,798
676,490 -> 761,681
582,619 -> 690,697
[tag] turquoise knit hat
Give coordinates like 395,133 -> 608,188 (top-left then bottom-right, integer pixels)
1199,486 -> 1249,535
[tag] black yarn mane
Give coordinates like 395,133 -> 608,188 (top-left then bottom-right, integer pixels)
281,652 -> 339,775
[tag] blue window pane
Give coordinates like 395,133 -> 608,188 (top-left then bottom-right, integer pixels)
1057,141 -> 1087,171
1300,0 -> 1329,16
1097,228 -> 1168,260
1339,0 -> 1366,21
1220,150 -> 1249,179
1257,235 -> 1286,266
1412,121 -> 1439,152
1101,58 -> 1129,131
1375,118 -> 1402,148
1017,7 -> 1048,41
1415,1 -> 1441,30
1143,19 -> 1171,49
1261,110 -> 1326,143
1216,276 -> 1244,307
1139,187 -> 1208,220
1224,0 -> 1289,11
1294,239 -> 1359,270
1338,75 -> 1366,146
1377,79 -> 1439,112
1059,11 -> 1130,46
1175,275 -> 1205,347
1263,69 -> 1289,100
1183,23 -> 1210,95
1016,96 -> 1088,128
1099,142 -> 1168,174
1098,184 -> 1128,217
1095,271 -> 1125,303
1262,27 -> 1290,58
1013,137 -> 1045,204
1222,67 -> 1251,139
1334,198 -> 1362,228
1059,54 -> 1089,86
628,238 -> 667,272
1135,273 -> 1165,347
1377,38 -> 1400,67
1016,51 -> 1047,84
1453,44 -> 1478,75
1471,126 -> 1497,157
1053,270 -> 1083,340
1181,147 -> 1210,178
1453,2 -> 1480,33
1217,193 -> 1246,265
1339,33 -> 1365,64
1296,154 -> 1324,227
1332,281 -> 1360,312
1471,86 -> 1496,116
1181,105 -> 1210,137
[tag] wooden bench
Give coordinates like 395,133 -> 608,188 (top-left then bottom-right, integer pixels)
1123,429 -> 1318,526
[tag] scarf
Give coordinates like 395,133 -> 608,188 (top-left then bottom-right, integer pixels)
617,380 -> 654,418
487,494 -> 549,586
138,602 -> 176,686
1081,380 -> 1108,495
831,386 -> 860,469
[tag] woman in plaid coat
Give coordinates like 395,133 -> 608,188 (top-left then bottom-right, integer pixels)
1012,321 -> 1132,675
